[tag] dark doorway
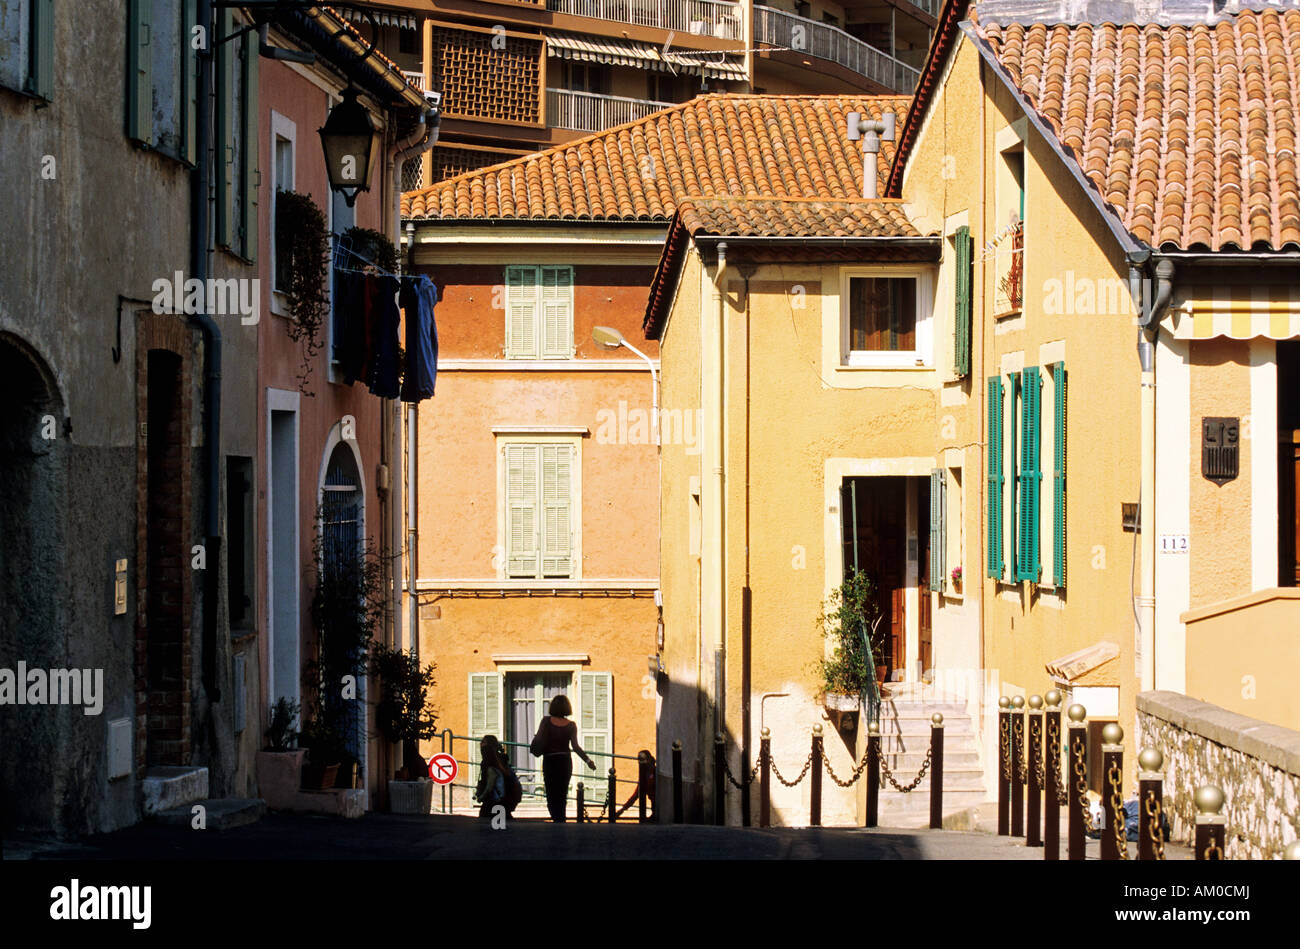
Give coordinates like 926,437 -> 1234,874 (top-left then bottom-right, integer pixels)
1279,341 -> 1300,586
505,673 -> 570,800
841,476 -> 908,679
146,350 -> 187,766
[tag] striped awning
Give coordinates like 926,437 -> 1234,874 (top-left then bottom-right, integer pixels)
545,32 -> 745,79
1170,286 -> 1300,340
341,9 -> 418,30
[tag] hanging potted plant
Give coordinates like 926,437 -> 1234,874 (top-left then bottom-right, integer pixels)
256,696 -> 304,808
275,189 -> 330,394
370,643 -> 439,814
816,570 -> 885,727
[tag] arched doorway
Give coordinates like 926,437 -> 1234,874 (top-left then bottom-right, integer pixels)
0,333 -> 67,834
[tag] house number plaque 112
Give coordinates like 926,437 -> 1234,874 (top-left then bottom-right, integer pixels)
1202,417 -> 1239,485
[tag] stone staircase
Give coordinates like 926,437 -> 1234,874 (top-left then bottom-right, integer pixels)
874,687 -> 991,828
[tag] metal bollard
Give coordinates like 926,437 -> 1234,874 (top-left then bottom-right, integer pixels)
576,782 -> 584,823
997,696 -> 1011,836
637,750 -> 650,823
1099,723 -> 1124,860
1066,703 -> 1087,861
760,727 -> 771,828
1026,695 -> 1043,847
1283,840 -> 1300,860
1137,747 -> 1164,860
929,713 -> 944,830
607,767 -> 617,824
810,725 -> 823,827
1011,695 -> 1025,837
866,719 -> 880,828
672,741 -> 683,824
1043,690 -> 1062,860
713,734 -> 725,826
1194,785 -> 1227,860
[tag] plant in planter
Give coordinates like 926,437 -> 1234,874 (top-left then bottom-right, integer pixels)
275,189 -> 330,395
341,225 -> 398,274
256,696 -> 305,808
817,570 -> 886,723
299,714 -> 347,790
370,643 -> 438,813
951,566 -> 963,591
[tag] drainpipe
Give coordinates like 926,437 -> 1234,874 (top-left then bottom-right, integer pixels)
1134,258 -> 1174,693
192,0 -> 221,701
713,242 -> 728,788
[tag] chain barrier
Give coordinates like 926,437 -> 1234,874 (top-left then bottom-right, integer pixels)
1072,733 -> 1095,833
770,750 -> 813,788
1013,715 -> 1027,785
1048,717 -> 1069,806
1000,714 -> 1011,782
719,753 -> 749,790
1144,791 -> 1166,861
1031,716 -> 1045,788
820,743 -> 872,788
1107,760 -> 1129,860
880,744 -> 933,793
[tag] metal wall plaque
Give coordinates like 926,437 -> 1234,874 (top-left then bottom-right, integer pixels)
1202,417 -> 1239,485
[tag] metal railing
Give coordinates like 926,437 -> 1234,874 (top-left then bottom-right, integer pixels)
401,70 -> 425,91
547,0 -> 743,39
753,5 -> 920,93
547,88 -> 676,133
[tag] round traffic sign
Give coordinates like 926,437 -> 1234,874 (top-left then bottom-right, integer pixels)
428,753 -> 458,785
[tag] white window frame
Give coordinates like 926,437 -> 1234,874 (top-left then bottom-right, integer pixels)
839,265 -> 934,369
269,110 -> 297,316
495,434 -> 582,581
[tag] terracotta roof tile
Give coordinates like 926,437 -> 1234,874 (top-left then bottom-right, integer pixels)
401,94 -> 912,221
979,10 -> 1300,251
674,196 -> 921,239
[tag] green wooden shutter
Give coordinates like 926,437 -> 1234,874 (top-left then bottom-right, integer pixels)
505,266 -> 538,358
25,0 -> 53,99
505,444 -> 540,577
215,8 -> 234,247
986,377 -> 1004,578
929,468 -> 944,592
467,672 -> 502,791
577,671 -> 612,787
953,225 -> 972,378
181,0 -> 198,164
539,444 -> 573,577
126,0 -> 152,143
540,266 -> 573,358
1017,366 -> 1042,581
240,27 -> 259,260
1053,363 -> 1067,588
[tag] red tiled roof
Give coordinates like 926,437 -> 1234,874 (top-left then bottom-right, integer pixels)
402,94 -> 912,221
979,11 -> 1300,251
676,196 -> 922,238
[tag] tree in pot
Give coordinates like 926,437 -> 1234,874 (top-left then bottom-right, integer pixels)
257,697 -> 305,808
370,644 -> 438,813
817,569 -> 886,724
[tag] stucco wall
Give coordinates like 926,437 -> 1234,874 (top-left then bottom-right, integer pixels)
1137,690 -> 1300,859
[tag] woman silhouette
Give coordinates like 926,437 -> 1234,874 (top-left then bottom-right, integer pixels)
531,695 -> 597,822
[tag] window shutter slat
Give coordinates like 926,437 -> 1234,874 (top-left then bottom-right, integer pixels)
26,0 -> 53,99
1053,364 -> 1067,588
1017,367 -> 1042,581
505,445 -> 540,577
541,266 -> 573,358
180,0 -> 198,163
126,0 -> 153,143
540,444 -> 572,577
986,377 -> 1004,578
505,266 -> 538,358
215,8 -> 235,247
468,673 -> 502,790
577,672 -> 612,786
929,469 -> 943,592
953,225 -> 972,377
241,28 -> 259,260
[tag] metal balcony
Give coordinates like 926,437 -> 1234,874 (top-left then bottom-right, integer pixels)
547,88 -> 676,132
753,5 -> 921,92
547,0 -> 744,40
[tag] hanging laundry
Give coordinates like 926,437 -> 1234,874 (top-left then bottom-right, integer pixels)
367,274 -> 402,399
399,274 -> 438,402
337,269 -> 372,386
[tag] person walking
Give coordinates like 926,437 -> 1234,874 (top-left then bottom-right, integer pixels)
474,735 -> 521,821
530,695 -> 597,822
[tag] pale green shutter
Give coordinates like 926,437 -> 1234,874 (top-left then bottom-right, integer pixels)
541,265 -> 573,358
1017,367 -> 1042,581
468,672 -> 502,790
215,8 -> 234,247
505,444 -> 539,577
126,0 -> 152,143
25,0 -> 53,100
505,266 -> 538,358
539,444 -> 572,577
986,377 -> 1004,578
953,225 -> 972,377
929,468 -> 944,592
1053,363 -> 1067,588
577,672 -> 612,787
181,0 -> 198,164
240,27 -> 259,260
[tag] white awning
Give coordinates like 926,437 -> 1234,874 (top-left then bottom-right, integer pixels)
545,32 -> 746,79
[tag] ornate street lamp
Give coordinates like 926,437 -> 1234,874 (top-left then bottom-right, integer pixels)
319,87 -> 377,207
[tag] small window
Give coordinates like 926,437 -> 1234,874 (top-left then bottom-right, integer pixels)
271,121 -> 295,295
842,270 -> 931,368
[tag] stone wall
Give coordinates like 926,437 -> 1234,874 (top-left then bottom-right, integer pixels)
1136,691 -> 1300,859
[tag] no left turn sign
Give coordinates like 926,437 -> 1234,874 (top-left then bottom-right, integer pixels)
428,753 -> 458,785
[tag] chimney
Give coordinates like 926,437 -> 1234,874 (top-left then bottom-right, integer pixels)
846,110 -> 896,199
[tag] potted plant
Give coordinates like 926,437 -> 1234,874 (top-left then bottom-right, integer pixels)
256,696 -> 304,808
274,189 -> 329,393
817,570 -> 885,725
370,643 -> 438,814
951,565 -> 963,592
299,714 -> 345,791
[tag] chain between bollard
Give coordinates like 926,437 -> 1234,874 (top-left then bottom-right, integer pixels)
1145,791 -> 1166,861
819,742 -> 875,788
770,749 -> 814,787
1107,760 -> 1128,860
1000,714 -> 1012,782
1031,715 -> 1046,788
880,743 -> 933,793
1072,733 -> 1095,833
1013,715 -> 1027,785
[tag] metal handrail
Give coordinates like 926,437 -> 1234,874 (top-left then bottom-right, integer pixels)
546,0 -> 743,39
753,5 -> 920,93
546,88 -> 676,133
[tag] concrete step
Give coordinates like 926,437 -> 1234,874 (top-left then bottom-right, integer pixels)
878,789 -> 990,813
153,798 -> 266,830
878,771 -> 987,791
881,751 -> 982,768
142,766 -> 209,816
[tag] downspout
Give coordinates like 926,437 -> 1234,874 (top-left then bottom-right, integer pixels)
1133,256 -> 1174,693
192,0 -> 221,701
713,241 -> 728,804
406,222 -> 419,660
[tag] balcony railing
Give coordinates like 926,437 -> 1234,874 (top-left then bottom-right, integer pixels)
402,70 -> 426,91
753,5 -> 921,93
547,0 -> 743,39
548,88 -> 676,132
